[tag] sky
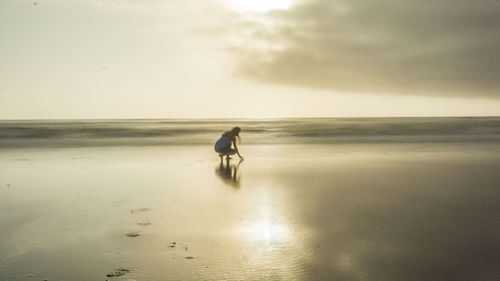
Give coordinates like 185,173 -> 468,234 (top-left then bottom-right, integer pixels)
1,0 -> 500,119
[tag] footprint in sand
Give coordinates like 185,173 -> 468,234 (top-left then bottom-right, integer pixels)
130,208 -> 151,214
169,241 -> 189,251
106,268 -> 130,278
137,221 -> 152,226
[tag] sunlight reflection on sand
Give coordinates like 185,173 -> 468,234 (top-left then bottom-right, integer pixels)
1,144 -> 500,280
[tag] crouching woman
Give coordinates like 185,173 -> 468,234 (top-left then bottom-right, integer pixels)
214,127 -> 243,162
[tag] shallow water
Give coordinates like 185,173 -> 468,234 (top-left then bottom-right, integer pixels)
1,119 -> 500,281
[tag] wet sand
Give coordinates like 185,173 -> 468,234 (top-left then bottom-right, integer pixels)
1,143 -> 500,281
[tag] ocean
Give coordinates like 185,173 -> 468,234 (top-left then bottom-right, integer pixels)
1,117 -> 500,148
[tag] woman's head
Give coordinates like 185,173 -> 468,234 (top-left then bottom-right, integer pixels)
223,127 -> 241,143
230,127 -> 241,136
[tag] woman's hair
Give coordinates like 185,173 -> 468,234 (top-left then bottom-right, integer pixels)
223,127 -> 241,143
230,127 -> 241,136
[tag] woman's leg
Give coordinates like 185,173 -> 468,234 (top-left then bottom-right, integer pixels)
226,149 -> 236,161
217,147 -> 235,162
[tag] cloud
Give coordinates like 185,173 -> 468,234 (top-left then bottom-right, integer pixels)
230,0 -> 500,97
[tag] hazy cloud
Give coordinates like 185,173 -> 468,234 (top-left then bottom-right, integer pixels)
231,0 -> 500,97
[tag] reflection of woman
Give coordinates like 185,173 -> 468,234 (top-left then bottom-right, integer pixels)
214,127 -> 244,162
215,159 -> 243,188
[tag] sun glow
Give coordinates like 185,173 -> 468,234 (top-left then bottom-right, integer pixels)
228,0 -> 293,12
240,221 -> 290,243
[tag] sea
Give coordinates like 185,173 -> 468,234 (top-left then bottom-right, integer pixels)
1,117 -> 500,148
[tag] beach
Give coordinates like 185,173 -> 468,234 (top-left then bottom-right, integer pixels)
1,118 -> 500,281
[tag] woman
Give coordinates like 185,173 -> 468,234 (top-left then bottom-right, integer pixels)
214,127 -> 243,162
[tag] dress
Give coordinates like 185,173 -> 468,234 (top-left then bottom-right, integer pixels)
214,136 -> 232,153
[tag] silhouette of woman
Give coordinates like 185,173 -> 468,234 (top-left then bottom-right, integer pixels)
214,127 -> 244,162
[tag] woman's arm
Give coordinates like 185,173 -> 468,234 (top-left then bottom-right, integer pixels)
233,140 -> 243,159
